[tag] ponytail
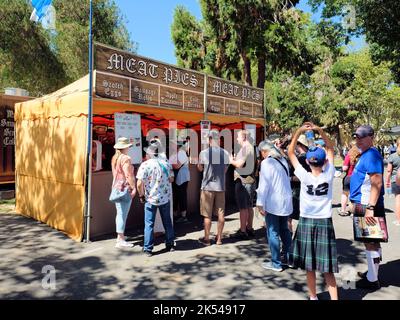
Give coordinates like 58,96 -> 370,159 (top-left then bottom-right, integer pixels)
112,149 -> 122,171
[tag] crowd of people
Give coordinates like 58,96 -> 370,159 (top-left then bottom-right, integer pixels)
107,123 -> 400,300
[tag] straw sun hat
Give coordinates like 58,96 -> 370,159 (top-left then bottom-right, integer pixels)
113,137 -> 133,149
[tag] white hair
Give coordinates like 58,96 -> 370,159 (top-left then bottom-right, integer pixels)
258,140 -> 282,159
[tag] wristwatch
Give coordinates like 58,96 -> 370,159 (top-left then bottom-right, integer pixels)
366,204 -> 375,210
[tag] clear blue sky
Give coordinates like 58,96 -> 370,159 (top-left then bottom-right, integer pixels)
114,0 -> 365,65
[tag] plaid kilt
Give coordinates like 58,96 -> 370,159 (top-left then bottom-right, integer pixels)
292,217 -> 338,273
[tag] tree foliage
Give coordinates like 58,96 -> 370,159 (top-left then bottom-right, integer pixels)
0,0 -> 134,96
309,0 -> 400,82
267,50 -> 400,141
171,0 -> 330,88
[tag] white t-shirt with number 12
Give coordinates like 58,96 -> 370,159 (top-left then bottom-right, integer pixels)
294,162 -> 335,219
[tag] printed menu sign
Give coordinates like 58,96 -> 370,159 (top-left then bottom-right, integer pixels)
114,113 -> 142,164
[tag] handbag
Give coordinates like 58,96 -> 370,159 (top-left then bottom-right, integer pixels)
352,204 -> 388,243
109,187 -> 130,203
109,155 -> 131,203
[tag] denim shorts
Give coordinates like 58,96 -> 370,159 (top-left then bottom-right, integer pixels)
234,179 -> 255,210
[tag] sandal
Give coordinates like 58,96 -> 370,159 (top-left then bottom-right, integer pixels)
198,237 -> 211,246
338,209 -> 351,217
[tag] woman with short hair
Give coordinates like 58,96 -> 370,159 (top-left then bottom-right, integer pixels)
256,140 -> 293,272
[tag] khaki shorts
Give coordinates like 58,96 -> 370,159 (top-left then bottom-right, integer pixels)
200,190 -> 225,219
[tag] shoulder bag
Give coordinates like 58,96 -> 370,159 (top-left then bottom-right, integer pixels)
109,155 -> 131,203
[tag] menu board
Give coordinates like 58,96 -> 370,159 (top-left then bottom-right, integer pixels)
114,113 -> 142,164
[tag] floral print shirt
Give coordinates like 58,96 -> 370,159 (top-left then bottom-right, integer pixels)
136,158 -> 173,205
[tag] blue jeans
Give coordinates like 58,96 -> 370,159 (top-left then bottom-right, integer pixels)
115,197 -> 132,234
144,201 -> 175,252
265,214 -> 292,269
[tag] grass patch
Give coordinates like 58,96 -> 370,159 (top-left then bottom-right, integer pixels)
0,199 -> 15,205
0,198 -> 15,214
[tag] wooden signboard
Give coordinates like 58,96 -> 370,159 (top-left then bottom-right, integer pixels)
207,76 -> 264,118
0,94 -> 33,184
240,102 -> 253,117
131,80 -> 159,105
95,73 -> 129,101
207,96 -> 224,114
95,43 -> 205,112
184,92 -> 203,112
94,43 -> 264,119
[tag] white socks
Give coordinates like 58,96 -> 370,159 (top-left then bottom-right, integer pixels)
366,250 -> 380,282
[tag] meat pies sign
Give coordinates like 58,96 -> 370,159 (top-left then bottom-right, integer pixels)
95,43 -> 264,118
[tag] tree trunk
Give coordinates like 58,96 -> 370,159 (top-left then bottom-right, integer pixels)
257,53 -> 266,89
335,125 -> 343,157
241,50 -> 252,86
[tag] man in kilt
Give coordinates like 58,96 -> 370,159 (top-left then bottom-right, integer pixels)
288,122 -> 338,300
350,125 -> 385,290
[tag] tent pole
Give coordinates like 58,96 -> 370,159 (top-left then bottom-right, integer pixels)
84,0 -> 94,243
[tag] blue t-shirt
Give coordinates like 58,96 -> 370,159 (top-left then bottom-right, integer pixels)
350,147 -> 384,206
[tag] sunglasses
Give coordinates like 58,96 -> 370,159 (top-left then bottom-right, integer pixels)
353,134 -> 373,139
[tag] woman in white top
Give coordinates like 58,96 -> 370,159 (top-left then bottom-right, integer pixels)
288,122 -> 338,301
170,142 -> 190,222
256,140 -> 293,272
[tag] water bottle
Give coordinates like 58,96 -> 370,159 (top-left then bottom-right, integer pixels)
305,130 -> 316,150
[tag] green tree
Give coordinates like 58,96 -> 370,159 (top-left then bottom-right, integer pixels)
309,0 -> 400,82
0,0 -> 134,96
0,0 -> 66,95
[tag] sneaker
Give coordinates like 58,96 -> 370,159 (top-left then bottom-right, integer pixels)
280,255 -> 294,268
176,216 -> 189,223
355,277 -> 380,290
115,240 -> 134,248
230,229 -> 249,240
358,271 -> 380,282
143,250 -> 153,257
246,228 -> 255,237
261,261 -> 283,272
166,244 -> 175,252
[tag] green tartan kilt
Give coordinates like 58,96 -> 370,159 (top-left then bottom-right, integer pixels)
292,217 -> 339,273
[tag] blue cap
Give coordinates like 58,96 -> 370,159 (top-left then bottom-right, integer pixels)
306,147 -> 326,166
315,139 -> 325,147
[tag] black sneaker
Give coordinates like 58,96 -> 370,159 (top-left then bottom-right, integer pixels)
356,277 -> 380,290
358,271 -> 380,282
143,250 -> 153,257
166,244 -> 175,252
246,228 -> 255,237
230,229 -> 249,240
281,255 -> 294,268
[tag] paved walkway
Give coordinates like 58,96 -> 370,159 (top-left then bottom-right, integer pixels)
0,177 -> 399,300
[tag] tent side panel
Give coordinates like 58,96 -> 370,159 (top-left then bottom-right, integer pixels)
15,114 -> 88,241
16,117 -> 87,185
15,175 -> 85,241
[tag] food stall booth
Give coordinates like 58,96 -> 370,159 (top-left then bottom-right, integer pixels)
0,93 -> 33,185
14,43 -> 265,241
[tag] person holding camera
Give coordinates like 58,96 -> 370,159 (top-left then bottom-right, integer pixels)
288,122 -> 338,300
